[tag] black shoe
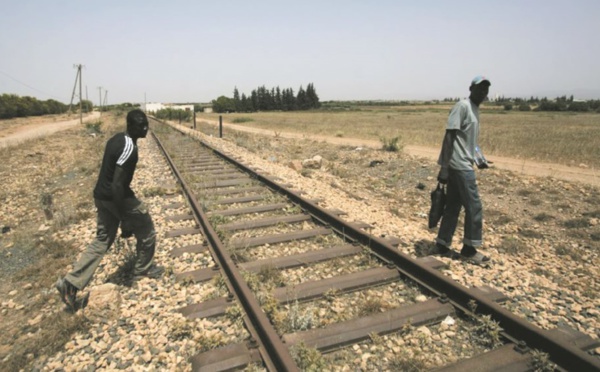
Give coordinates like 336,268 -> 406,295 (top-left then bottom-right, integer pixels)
56,278 -> 78,311
133,264 -> 165,281
432,243 -> 460,259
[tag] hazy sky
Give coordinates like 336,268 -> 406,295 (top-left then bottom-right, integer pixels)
1,0 -> 599,104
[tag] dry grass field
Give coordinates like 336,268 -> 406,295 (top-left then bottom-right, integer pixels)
201,105 -> 600,169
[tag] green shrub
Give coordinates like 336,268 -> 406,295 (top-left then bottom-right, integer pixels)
518,104 -> 531,111
231,117 -> 254,123
85,120 -> 102,134
380,136 -> 403,152
568,101 -> 589,112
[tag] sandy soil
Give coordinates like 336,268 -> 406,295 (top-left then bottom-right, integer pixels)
0,112 -> 101,148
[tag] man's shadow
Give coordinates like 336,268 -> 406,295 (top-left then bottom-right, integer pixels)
414,239 -> 437,257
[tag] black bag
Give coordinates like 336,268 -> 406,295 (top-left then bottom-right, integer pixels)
428,183 -> 446,228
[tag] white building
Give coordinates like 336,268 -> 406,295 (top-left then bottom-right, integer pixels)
142,102 -> 194,114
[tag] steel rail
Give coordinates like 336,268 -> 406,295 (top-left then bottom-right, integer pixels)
151,130 -> 299,372
154,120 -> 600,371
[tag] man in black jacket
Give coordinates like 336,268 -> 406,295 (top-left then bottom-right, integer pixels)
56,109 -> 163,311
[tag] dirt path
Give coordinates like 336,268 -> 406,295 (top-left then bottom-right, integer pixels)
195,119 -> 600,187
0,112 -> 101,148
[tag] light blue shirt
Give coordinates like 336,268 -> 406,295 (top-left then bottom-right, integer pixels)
437,99 -> 480,171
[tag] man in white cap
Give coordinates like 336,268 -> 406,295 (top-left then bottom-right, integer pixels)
434,76 -> 491,265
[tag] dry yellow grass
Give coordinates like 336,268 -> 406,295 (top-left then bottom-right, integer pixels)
201,106 -> 600,168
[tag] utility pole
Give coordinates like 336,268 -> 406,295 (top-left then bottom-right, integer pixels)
98,86 -> 103,116
69,64 -> 84,124
69,65 -> 80,114
78,65 -> 83,124
103,90 -> 108,107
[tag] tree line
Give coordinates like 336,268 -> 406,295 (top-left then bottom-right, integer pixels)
443,95 -> 600,112
0,94 -> 79,119
211,84 -> 320,113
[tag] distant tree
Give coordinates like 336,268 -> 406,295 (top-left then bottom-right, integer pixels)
275,86 -> 282,110
233,87 -> 241,112
217,83 -> 319,112
250,90 -> 258,111
538,100 -> 566,111
589,100 -> 600,110
306,83 -> 320,109
296,85 -> 308,110
80,100 -> 94,113
155,108 -> 192,122
211,96 -> 235,113
241,93 -> 253,112
281,88 -> 295,111
45,99 -> 68,114
568,101 -> 589,112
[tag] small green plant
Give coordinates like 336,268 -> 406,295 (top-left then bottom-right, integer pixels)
225,304 -> 244,326
473,314 -> 503,348
380,136 -> 403,152
40,192 -> 54,220
290,342 -> 326,371
281,300 -> 314,333
142,186 -> 168,197
204,275 -> 228,300
369,332 -> 383,345
389,349 -> 426,372
529,349 -> 557,371
335,131 -> 344,137
533,213 -> 554,222
194,333 -> 226,353
85,120 -> 103,134
358,296 -> 386,316
468,299 -> 478,313
257,265 -> 286,288
169,318 -> 194,341
323,288 -> 339,302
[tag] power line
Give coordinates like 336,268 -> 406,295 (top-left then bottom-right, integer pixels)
0,69 -> 64,100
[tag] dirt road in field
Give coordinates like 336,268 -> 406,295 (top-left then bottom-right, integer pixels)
195,118 -> 600,187
0,112 -> 100,148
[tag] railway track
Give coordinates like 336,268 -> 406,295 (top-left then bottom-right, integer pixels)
150,118 -> 600,371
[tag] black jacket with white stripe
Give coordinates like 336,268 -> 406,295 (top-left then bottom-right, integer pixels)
93,132 -> 138,201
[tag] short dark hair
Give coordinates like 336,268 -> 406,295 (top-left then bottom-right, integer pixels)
126,109 -> 148,131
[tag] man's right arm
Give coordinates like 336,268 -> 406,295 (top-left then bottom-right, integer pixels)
437,129 -> 457,184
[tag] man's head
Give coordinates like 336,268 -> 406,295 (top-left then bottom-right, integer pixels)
126,109 -> 149,139
469,75 -> 491,106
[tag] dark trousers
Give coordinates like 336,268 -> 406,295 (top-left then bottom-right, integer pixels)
66,198 -> 156,289
436,169 -> 482,248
